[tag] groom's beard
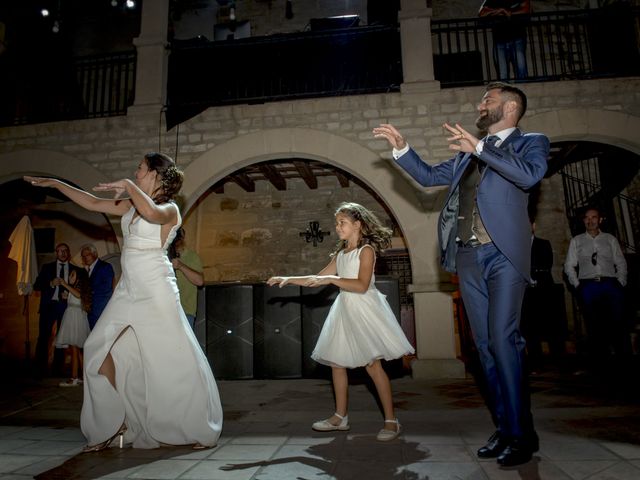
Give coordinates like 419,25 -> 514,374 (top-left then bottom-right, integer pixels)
476,106 -> 504,130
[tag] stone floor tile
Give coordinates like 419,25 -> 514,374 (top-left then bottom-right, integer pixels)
480,458 -> 572,480
128,459 -> 199,479
407,443 -> 475,462
284,434 -> 341,445
587,461 -> 640,480
270,443 -> 327,460
0,427 -> 29,438
179,459 -> 261,480
12,455 -> 66,476
402,433 -> 466,445
8,427 -> 64,441
228,435 -> 288,445
601,441 -> 640,459
540,440 -> 618,461
208,444 -> 280,461
254,460 -> 336,480
0,439 -> 37,454
9,439 -> 85,456
553,460 -> 619,479
404,461 -> 488,480
0,454 -> 47,474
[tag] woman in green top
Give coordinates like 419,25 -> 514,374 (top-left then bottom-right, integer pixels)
169,228 -> 204,328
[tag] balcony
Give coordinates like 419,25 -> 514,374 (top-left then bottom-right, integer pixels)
1,6 -> 638,128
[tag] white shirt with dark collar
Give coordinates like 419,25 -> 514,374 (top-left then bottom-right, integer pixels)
564,231 -> 627,287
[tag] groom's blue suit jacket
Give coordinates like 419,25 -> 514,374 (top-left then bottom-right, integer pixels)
396,128 -> 549,281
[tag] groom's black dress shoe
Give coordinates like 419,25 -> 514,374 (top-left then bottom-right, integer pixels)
497,437 -> 535,466
477,431 -> 508,458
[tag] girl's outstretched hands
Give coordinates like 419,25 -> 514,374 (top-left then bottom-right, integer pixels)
266,276 -> 290,287
305,275 -> 338,287
24,176 -> 58,188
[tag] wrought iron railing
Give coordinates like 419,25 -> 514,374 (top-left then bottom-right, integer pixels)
560,158 -> 638,253
3,7 -> 640,127
165,24 -> 402,127
4,50 -> 136,127
431,6 -> 640,86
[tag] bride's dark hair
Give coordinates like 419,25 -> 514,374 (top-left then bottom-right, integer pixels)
144,152 -> 184,204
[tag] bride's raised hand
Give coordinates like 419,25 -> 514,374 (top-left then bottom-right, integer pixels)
24,176 -> 58,188
93,179 -> 129,199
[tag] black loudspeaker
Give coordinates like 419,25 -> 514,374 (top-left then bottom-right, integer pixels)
205,284 -> 254,379
253,284 -> 302,379
301,285 -> 338,377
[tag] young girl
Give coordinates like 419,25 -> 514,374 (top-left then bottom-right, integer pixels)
267,202 -> 414,441
56,268 -> 92,387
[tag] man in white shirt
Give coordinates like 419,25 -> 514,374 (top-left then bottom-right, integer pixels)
564,207 -> 629,370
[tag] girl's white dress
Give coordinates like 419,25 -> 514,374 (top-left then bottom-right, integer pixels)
55,293 -> 90,348
311,245 -> 415,368
80,206 -> 222,449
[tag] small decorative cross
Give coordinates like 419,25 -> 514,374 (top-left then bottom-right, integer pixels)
299,221 -> 330,247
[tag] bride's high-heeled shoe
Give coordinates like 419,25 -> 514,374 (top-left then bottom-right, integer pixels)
82,424 -> 127,453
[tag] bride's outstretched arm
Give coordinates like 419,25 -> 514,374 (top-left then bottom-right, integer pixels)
24,176 -> 131,216
94,179 -> 177,226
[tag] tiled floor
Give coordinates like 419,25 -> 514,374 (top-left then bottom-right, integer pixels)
1,365 -> 639,479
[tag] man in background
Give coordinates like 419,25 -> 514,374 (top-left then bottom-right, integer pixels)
80,243 -> 115,330
479,0 -> 531,80
564,207 -> 629,372
34,243 -> 76,376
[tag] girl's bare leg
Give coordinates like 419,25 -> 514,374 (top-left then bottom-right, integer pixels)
70,346 -> 79,379
328,366 -> 348,424
365,360 -> 397,432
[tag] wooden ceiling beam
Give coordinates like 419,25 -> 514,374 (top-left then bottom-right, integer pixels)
292,160 -> 318,189
231,173 -> 255,192
259,164 -> 287,191
334,170 -> 349,188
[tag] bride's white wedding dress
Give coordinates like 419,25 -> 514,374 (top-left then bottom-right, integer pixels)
80,205 -> 222,449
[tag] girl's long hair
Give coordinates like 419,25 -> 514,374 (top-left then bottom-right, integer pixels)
331,202 -> 392,256
145,152 -> 184,204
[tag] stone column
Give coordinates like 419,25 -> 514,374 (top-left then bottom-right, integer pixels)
130,0 -> 170,114
407,211 -> 465,378
399,0 -> 440,94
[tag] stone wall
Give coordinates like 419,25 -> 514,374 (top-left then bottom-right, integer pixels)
2,76 -> 640,365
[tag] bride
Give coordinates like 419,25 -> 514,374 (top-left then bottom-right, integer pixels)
25,152 -> 222,450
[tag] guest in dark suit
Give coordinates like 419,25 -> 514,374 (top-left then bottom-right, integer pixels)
80,243 -> 115,330
374,82 -> 549,466
520,224 -> 565,372
34,242 -> 78,376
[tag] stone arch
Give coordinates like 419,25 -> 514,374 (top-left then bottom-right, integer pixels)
181,128 -> 462,376
181,127 -> 439,282
0,148 -> 120,251
523,108 -> 640,154
0,149 -> 111,187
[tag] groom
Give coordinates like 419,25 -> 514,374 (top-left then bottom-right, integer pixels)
374,82 -> 549,466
